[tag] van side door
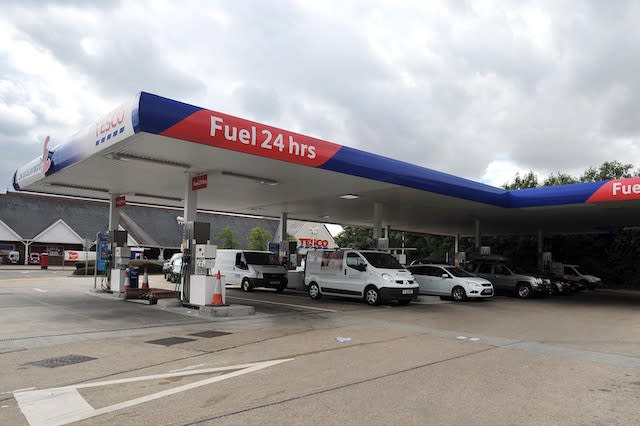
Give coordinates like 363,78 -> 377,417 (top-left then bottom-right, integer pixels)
344,251 -> 368,297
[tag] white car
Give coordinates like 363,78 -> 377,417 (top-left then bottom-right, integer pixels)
406,264 -> 494,301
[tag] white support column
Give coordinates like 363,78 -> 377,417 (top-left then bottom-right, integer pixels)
22,241 -> 31,265
474,219 -> 481,250
385,225 -> 391,240
373,202 -> 383,245
454,234 -> 460,255
184,173 -> 198,223
108,194 -> 120,231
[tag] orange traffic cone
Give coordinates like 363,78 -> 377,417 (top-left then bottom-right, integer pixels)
211,270 -> 224,305
141,267 -> 149,289
124,268 -> 131,289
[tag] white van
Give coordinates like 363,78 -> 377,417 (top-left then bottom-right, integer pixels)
8,251 -> 19,264
214,250 -> 288,292
304,250 -> 418,305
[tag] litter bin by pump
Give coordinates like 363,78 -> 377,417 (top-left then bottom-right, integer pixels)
128,267 -> 140,288
40,253 -> 49,270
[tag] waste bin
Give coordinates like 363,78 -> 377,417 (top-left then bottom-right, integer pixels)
40,253 -> 49,270
128,266 -> 140,288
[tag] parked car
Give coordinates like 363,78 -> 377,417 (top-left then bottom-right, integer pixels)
166,254 -> 183,283
29,253 -> 40,265
551,263 -> 602,290
304,249 -> 418,305
470,262 -> 548,299
163,253 -> 182,280
406,264 -> 493,301
214,249 -> 288,292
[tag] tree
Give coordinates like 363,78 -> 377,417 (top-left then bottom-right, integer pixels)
580,161 -> 635,182
216,226 -> 240,249
247,227 -> 272,250
543,172 -> 577,186
503,171 -> 539,190
334,225 -> 373,249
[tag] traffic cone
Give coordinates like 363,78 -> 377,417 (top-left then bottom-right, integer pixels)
211,270 -> 224,305
124,268 -> 131,289
141,267 -> 149,289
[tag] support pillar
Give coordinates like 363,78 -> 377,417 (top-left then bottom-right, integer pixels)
108,193 -> 121,231
537,229 -> 544,272
280,212 -> 288,242
474,219 -> 481,250
373,202 -> 383,246
184,173 -> 198,223
454,234 -> 460,255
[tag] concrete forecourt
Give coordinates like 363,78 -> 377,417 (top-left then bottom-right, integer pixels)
0,271 -> 638,425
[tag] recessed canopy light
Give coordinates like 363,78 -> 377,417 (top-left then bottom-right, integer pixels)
339,194 -> 359,199
321,215 -> 331,219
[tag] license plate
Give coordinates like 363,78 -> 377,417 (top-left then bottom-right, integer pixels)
402,289 -> 413,295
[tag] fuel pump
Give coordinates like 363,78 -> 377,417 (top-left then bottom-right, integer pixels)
180,221 -> 217,305
109,230 -> 129,292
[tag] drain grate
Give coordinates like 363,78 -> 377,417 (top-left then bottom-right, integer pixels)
25,355 -> 97,368
188,331 -> 231,338
145,337 -> 196,346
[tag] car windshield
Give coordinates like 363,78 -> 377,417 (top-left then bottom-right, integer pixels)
361,252 -> 403,269
444,267 -> 474,277
244,251 -> 281,266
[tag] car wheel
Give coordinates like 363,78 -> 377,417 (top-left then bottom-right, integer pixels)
308,282 -> 321,300
364,286 -> 381,306
241,278 -> 253,292
452,286 -> 466,302
516,283 -> 532,299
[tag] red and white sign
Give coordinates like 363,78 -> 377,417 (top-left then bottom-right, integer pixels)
192,174 -> 208,191
298,238 -> 330,248
64,251 -> 96,261
160,109 -> 342,168
587,177 -> 640,203
116,195 -> 126,208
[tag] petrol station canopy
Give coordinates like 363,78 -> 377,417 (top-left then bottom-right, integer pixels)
13,92 -> 640,236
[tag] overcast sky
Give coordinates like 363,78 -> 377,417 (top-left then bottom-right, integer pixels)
2,0 -> 640,192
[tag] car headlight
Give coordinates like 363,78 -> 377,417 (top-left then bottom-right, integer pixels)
535,278 -> 542,284
381,273 -> 393,281
468,282 -> 481,287
256,272 -> 263,279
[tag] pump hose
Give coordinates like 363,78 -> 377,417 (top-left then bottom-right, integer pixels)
175,260 -> 189,303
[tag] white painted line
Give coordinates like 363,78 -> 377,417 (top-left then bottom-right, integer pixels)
1,405 -> 9,408
469,337 -> 480,341
15,358 -> 293,426
229,297 -> 336,313
169,363 -> 207,373
456,336 -> 468,340
32,288 -> 47,293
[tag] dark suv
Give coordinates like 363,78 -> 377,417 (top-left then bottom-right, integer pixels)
470,262 -> 549,299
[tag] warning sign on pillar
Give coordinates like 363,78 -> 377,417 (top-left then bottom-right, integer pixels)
192,174 -> 208,191
115,195 -> 126,208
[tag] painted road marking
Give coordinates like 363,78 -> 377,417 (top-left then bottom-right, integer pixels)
229,296 -> 337,313
169,363 -> 207,373
32,288 -> 47,293
14,358 -> 292,426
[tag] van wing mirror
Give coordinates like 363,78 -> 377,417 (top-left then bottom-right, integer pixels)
358,264 -> 367,272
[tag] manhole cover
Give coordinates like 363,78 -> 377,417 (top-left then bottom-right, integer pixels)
188,331 -> 231,338
25,355 -> 97,368
145,337 -> 196,346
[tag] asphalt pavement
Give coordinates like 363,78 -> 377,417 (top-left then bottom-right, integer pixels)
0,270 -> 638,425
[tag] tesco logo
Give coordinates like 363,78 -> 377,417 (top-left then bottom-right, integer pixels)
298,238 -> 329,248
